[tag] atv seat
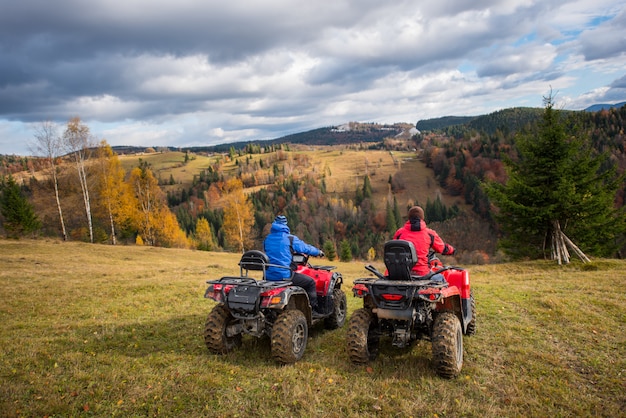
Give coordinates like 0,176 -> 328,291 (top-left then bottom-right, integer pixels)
383,240 -> 417,281
238,250 -> 292,280
239,250 -> 269,275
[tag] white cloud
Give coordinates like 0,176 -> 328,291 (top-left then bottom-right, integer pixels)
0,0 -> 625,155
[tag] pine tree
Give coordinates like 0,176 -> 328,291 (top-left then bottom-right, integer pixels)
362,175 -> 372,199
392,196 -> 402,230
485,94 -> 625,260
339,239 -> 352,262
0,175 -> 42,238
385,200 -> 396,234
323,239 -> 337,261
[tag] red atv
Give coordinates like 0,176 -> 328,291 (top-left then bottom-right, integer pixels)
203,250 -> 347,364
346,240 -> 476,378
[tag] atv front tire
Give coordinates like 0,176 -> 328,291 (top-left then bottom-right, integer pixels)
271,310 -> 308,364
324,288 -> 347,330
346,308 -> 380,363
204,304 -> 242,353
432,312 -> 463,378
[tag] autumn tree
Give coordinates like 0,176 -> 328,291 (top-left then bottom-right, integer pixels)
31,120 -> 67,240
94,141 -> 135,244
222,178 -> 255,252
195,217 -> 216,251
0,175 -> 41,238
485,94 -> 625,260
129,160 -> 190,248
63,117 -> 95,243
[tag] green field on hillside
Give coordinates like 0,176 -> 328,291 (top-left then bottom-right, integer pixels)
1,239 -> 624,417
118,147 -> 466,213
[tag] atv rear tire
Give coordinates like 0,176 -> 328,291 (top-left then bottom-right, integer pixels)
204,304 -> 242,353
432,312 -> 463,378
466,290 -> 477,336
271,310 -> 308,364
346,308 -> 379,364
324,288 -> 347,330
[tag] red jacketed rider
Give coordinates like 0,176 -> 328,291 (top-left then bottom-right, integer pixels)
392,206 -> 455,277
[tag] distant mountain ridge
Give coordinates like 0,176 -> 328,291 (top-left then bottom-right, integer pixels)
416,101 -> 626,132
584,101 -> 626,112
105,102 -> 626,155
416,107 -> 545,133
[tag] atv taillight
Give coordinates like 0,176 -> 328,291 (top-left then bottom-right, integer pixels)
417,289 -> 444,303
260,288 -> 286,308
212,284 -> 234,293
352,283 -> 369,298
205,283 -> 234,302
381,293 -> 403,301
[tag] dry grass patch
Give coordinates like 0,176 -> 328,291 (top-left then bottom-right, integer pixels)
1,239 -> 625,417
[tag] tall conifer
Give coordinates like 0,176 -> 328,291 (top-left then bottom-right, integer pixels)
485,94 -> 625,259
0,176 -> 41,238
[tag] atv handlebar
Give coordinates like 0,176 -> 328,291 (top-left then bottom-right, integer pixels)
365,264 -> 386,280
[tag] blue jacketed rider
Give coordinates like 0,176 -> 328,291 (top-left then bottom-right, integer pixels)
263,215 -> 325,314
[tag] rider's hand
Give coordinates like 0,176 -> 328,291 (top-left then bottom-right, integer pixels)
318,251 -> 325,258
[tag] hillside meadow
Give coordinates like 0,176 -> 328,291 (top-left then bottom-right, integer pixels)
117,148 -> 467,213
1,239 -> 625,417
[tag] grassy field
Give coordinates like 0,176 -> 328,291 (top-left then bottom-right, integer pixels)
1,239 -> 625,417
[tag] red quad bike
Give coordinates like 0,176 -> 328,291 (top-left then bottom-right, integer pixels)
203,250 -> 347,364
346,240 -> 476,378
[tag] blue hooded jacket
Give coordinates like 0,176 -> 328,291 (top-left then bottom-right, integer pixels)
263,218 -> 321,280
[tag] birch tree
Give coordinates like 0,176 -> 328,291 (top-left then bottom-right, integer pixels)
32,120 -> 67,241
94,141 -> 134,245
62,117 -> 95,243
128,161 -> 160,246
222,178 -> 254,252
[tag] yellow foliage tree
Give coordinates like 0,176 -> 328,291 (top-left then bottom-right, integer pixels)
195,217 -> 216,251
94,141 -> 135,244
159,208 -> 191,248
128,161 -> 189,248
222,178 -> 255,252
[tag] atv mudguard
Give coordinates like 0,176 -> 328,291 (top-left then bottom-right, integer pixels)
295,265 -> 343,297
440,268 -> 472,332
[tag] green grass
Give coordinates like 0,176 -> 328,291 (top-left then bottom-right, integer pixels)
1,239 -> 625,417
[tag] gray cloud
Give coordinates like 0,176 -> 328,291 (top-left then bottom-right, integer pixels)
578,9 -> 626,61
1,0 -> 625,155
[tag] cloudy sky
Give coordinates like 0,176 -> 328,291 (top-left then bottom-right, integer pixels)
1,0 -> 625,156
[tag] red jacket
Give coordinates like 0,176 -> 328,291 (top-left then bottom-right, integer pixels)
393,218 -> 455,276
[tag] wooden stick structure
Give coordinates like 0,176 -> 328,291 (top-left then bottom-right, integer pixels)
550,220 -> 591,264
